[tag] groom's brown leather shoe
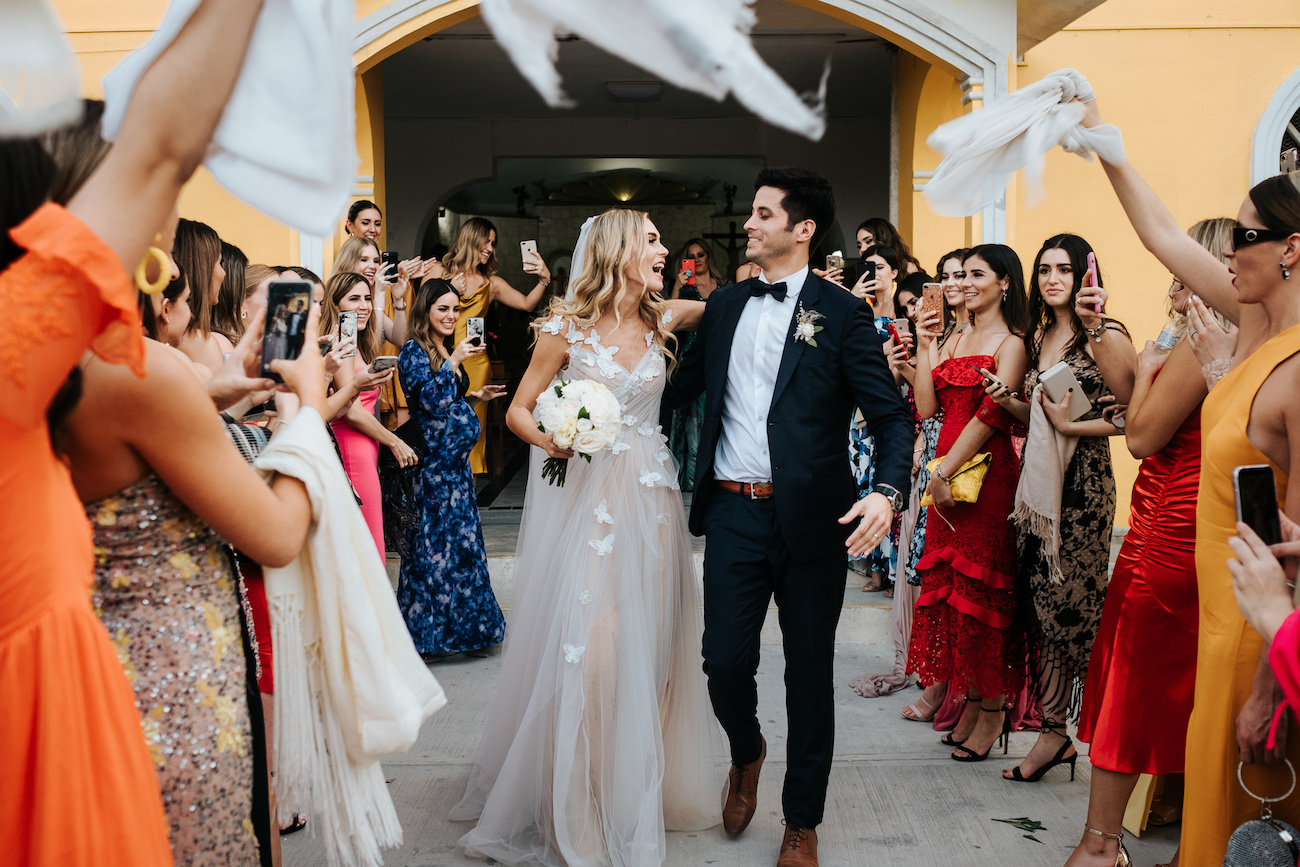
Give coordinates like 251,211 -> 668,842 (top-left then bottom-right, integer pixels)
722,736 -> 765,836
775,823 -> 818,867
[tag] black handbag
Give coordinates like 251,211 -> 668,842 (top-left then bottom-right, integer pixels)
393,418 -> 430,461
1224,759 -> 1300,867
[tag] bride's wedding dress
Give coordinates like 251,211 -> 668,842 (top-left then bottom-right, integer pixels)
450,316 -> 727,866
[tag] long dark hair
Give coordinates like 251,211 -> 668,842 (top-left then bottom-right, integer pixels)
1249,172 -> 1300,235
443,217 -> 500,279
1025,233 -> 1128,369
409,279 -> 469,396
175,218 -> 222,337
673,237 -> 724,288
213,241 -> 248,341
321,272 -> 381,363
964,244 -> 1029,336
859,217 -> 921,272
0,140 -> 55,271
139,266 -> 189,343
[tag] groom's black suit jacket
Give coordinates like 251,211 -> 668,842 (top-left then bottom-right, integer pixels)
666,271 -> 913,562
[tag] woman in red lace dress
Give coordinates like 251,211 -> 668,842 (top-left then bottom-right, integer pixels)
907,244 -> 1030,762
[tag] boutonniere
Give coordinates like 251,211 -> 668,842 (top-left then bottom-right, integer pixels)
794,303 -> 824,347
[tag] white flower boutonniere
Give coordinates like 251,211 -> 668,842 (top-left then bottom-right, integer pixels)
794,303 -> 825,347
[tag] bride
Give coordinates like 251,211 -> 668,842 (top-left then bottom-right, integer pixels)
450,209 -> 728,864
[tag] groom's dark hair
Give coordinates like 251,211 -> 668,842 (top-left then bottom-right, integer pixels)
754,167 -> 836,252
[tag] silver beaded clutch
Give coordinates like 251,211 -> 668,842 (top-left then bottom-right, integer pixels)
1224,817 -> 1299,867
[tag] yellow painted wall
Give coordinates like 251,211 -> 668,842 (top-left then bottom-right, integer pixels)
998,0 -> 1300,522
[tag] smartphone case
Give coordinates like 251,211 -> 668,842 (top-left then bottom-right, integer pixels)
1038,360 -> 1093,421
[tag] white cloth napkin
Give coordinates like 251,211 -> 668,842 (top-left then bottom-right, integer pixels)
482,0 -> 827,140
923,68 -> 1126,217
0,0 -> 81,136
100,0 -> 355,236
255,408 -> 446,867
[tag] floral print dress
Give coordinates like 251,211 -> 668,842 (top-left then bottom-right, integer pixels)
396,341 -> 506,655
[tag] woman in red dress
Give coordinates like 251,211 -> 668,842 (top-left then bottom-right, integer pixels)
1067,218 -> 1235,867
907,244 -> 1030,762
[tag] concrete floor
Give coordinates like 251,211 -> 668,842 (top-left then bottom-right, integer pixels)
290,467 -> 1173,866
284,646 -> 1179,867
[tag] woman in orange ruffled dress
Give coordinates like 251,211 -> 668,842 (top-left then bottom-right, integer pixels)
0,0 -> 270,863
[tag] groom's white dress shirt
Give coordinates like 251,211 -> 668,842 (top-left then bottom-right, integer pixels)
714,264 -> 809,484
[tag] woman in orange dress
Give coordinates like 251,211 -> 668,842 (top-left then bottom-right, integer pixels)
1082,95 -> 1300,867
0,1 -> 281,862
444,217 -> 552,474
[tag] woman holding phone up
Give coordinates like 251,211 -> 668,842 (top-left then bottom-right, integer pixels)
982,235 -> 1135,788
396,280 -> 508,660
906,245 -> 1030,764
320,272 -> 415,555
443,218 -> 552,474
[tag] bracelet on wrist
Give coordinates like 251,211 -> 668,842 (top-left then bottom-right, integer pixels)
1085,321 -> 1107,343
393,302 -> 407,311
934,466 -> 951,484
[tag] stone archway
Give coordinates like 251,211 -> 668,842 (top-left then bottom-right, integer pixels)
1252,64 -> 1300,185
349,0 -> 1009,251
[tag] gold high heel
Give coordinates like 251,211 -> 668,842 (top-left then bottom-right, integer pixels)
1083,825 -> 1131,867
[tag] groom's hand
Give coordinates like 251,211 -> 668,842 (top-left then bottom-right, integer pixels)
840,492 -> 894,557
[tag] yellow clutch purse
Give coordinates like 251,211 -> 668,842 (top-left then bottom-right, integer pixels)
920,452 -> 991,507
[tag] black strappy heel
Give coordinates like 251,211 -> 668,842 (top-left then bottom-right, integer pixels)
951,706 -> 1010,763
939,696 -> 980,747
1004,721 -> 1077,782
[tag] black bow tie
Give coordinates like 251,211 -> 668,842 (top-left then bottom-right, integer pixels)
750,281 -> 787,303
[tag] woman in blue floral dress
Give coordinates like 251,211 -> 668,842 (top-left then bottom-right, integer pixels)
397,280 -> 508,659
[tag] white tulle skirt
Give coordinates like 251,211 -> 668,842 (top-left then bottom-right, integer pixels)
450,441 -> 727,866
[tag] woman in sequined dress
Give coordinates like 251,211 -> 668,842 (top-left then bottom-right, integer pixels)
55,279 -> 331,865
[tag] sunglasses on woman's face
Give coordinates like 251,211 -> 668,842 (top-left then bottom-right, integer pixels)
1231,226 -> 1294,250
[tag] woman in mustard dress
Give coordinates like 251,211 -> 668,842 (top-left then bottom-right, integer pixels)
443,217 -> 552,474
1081,96 -> 1300,867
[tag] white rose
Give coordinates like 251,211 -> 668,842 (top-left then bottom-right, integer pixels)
796,322 -> 815,341
586,401 -> 611,426
553,420 -> 578,449
573,429 -> 608,455
538,405 -> 565,432
576,417 -> 593,432
561,397 -> 581,417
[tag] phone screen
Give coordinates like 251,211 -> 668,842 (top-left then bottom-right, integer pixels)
261,280 -> 313,382
338,310 -> 358,358
1235,465 -> 1283,546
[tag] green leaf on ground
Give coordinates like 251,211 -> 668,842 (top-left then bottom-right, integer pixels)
992,817 -> 1047,833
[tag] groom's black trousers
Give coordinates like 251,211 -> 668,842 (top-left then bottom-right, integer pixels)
701,487 -> 846,829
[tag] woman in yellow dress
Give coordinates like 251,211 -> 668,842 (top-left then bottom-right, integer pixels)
1079,97 -> 1300,866
443,217 -> 552,474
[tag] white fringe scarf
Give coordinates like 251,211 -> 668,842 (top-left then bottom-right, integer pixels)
254,408 -> 447,867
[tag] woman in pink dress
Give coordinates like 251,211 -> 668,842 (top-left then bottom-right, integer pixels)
320,272 -> 418,554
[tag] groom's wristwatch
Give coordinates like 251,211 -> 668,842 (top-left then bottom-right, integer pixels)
872,484 -> 905,514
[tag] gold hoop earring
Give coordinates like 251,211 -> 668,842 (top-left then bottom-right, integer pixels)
135,235 -> 171,295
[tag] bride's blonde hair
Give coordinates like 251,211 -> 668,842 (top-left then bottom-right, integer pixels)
539,208 -> 677,368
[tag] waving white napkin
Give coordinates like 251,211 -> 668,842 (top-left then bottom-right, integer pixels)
255,407 -> 445,867
0,0 -> 81,136
923,68 -> 1125,217
482,0 -> 827,140
100,0 -> 355,236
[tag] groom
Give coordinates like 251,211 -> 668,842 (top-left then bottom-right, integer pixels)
667,167 -> 912,866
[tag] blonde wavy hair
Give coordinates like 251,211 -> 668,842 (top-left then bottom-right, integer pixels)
539,208 -> 676,368
442,217 -> 499,280
332,235 -> 380,280
1165,217 -> 1234,337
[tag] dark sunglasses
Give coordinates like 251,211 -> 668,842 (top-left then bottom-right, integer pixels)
1231,226 -> 1294,250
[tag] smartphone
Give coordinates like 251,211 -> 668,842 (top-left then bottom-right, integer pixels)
826,253 -> 844,272
1086,251 -> 1102,314
919,281 -> 944,325
260,280 -> 313,382
381,251 -> 400,269
1038,359 -> 1093,421
369,355 -> 399,373
466,316 -> 485,347
520,240 -> 538,258
859,259 -> 876,284
337,310 -> 358,358
1234,464 -> 1283,546
887,318 -> 909,347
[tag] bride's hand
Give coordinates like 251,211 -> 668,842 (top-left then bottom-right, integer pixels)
540,435 -> 574,460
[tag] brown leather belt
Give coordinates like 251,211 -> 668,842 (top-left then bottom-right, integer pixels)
716,480 -> 775,499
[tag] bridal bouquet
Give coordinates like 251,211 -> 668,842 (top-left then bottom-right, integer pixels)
534,379 -> 622,486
